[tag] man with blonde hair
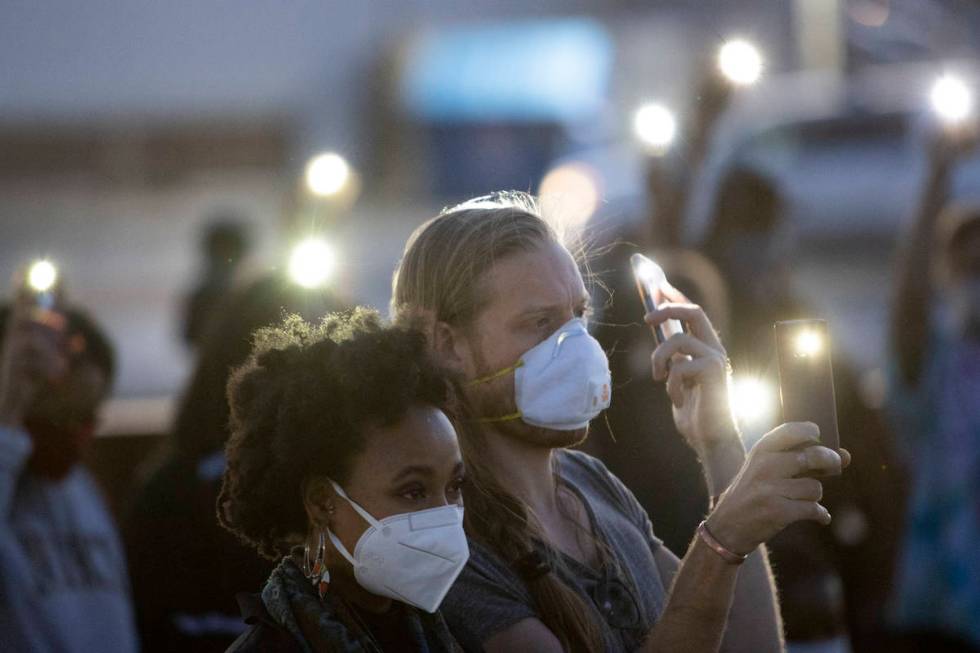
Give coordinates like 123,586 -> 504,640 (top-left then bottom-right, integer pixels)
392,192 -> 848,652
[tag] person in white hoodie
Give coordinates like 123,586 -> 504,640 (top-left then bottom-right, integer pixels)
0,292 -> 137,652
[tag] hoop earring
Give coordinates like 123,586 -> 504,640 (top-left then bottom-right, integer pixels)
303,532 -> 331,600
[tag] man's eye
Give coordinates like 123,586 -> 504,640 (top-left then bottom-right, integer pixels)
575,306 -> 594,320
446,477 -> 467,505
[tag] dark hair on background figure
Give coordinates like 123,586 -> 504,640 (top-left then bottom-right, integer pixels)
703,166 -> 783,254
217,307 -> 458,560
202,215 -> 249,263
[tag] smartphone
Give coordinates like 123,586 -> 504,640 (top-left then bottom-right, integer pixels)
774,319 -> 840,457
630,253 -> 684,345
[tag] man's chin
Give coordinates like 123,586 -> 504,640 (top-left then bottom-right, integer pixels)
506,422 -> 588,450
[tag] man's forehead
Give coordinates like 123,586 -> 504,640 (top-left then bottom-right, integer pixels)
481,242 -> 588,311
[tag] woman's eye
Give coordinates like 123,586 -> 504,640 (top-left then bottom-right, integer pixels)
401,487 -> 426,501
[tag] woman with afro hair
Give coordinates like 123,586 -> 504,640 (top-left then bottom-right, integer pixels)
219,308 -> 468,652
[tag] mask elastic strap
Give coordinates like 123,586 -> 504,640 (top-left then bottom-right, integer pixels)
326,528 -> 357,567
474,411 -> 523,424
329,480 -> 383,530
467,360 -> 524,387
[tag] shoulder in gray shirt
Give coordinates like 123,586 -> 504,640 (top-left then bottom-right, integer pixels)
443,449 -> 668,652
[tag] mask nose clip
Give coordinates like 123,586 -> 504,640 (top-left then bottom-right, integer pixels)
552,320 -> 586,359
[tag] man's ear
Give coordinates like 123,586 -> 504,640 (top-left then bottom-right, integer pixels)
431,320 -> 470,376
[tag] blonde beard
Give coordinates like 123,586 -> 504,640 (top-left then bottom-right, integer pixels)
497,417 -> 589,450
466,338 -> 590,450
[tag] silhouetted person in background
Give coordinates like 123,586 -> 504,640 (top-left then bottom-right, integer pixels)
183,217 -> 251,349
887,131 -> 980,652
0,293 -> 138,652
127,274 -> 346,652
703,167 -> 905,651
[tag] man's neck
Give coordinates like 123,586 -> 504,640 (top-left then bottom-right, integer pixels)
480,426 -> 560,517
479,426 -> 600,569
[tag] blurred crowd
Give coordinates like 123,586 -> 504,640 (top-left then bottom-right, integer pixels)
1,32 -> 979,653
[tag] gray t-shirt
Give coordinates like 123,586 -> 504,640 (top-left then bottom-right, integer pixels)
443,449 -> 668,652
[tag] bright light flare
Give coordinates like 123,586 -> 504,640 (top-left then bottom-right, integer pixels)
632,103 -> 677,152
729,375 -> 777,426
539,163 -> 601,231
631,254 -> 665,288
305,153 -> 351,197
27,260 -> 58,293
930,74 -> 973,124
288,238 -> 336,289
718,39 -> 763,86
794,329 -> 824,357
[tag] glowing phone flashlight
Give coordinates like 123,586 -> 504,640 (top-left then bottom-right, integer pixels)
718,39 -> 763,86
26,259 -> 59,311
930,74 -> 973,125
774,319 -> 840,456
630,253 -> 684,345
288,238 -> 336,289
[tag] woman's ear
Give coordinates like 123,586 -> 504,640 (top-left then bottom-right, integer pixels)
303,477 -> 337,529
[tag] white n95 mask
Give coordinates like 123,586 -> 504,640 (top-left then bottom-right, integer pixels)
326,480 -> 469,613
471,317 -> 612,430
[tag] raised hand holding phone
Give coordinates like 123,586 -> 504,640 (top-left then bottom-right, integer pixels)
634,253 -> 738,453
0,262 -> 69,427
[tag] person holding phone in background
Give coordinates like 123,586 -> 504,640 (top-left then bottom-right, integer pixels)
0,266 -> 138,652
392,192 -> 850,653
219,308 -> 468,652
888,125 -> 980,651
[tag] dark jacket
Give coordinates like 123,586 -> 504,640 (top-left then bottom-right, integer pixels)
126,454 -> 272,652
226,593 -> 302,653
227,558 -> 463,653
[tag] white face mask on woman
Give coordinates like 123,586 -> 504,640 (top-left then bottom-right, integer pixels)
326,480 -> 469,613
470,317 -> 612,431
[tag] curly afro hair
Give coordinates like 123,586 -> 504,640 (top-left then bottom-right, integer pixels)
217,307 -> 458,560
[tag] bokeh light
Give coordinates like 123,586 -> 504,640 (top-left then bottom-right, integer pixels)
288,238 -> 336,289
848,0 -> 890,28
718,39 -> 763,86
305,153 -> 351,197
930,74 -> 973,124
539,162 -> 601,233
27,260 -> 58,293
632,103 -> 677,153
729,375 -> 777,427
